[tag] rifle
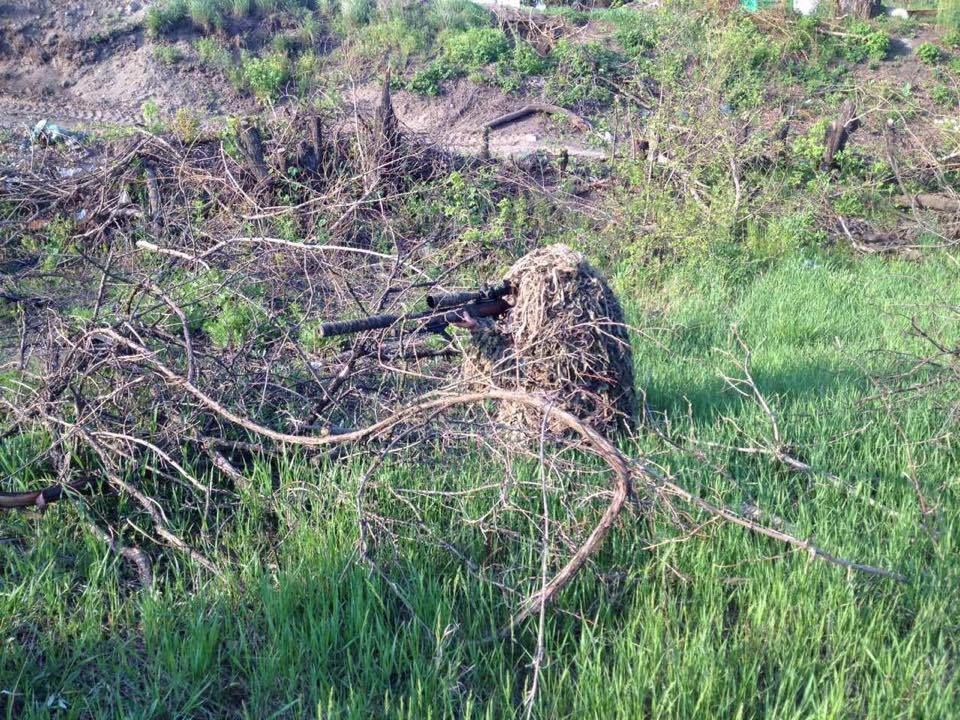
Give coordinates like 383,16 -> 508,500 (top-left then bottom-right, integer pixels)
318,281 -> 512,339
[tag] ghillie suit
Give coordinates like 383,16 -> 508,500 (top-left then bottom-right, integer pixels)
462,244 -> 637,435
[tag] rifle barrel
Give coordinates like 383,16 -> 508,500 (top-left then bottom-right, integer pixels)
319,288 -> 512,339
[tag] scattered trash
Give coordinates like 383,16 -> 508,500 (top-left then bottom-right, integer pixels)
792,0 -> 820,15
29,119 -> 84,149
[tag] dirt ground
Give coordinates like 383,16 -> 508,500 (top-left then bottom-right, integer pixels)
0,0 -> 606,162
0,0 -> 254,129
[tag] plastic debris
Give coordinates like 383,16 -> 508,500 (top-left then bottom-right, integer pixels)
29,119 -> 85,149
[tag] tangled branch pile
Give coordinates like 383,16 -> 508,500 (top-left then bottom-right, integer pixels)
0,104 -> 907,627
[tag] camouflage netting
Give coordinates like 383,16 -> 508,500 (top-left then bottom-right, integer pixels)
462,244 -> 637,435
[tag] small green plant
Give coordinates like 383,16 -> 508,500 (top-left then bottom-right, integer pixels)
789,118 -> 829,184
342,0 -> 376,28
442,27 -> 510,70
944,29 -> 960,48
141,99 -> 164,132
195,37 -> 233,71
917,42 -> 942,65
187,0 -> 225,32
172,107 -> 202,142
145,0 -> 188,38
844,22 -> 889,63
407,61 -> 454,95
931,83 -> 956,106
231,0 -> 253,16
299,11 -> 322,45
546,40 -> 624,107
153,44 -> 184,65
428,0 -> 487,32
242,52 -> 290,101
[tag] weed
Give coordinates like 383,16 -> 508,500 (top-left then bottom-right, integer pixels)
187,0 -> 225,32
442,27 -> 510,70
917,41 -> 942,65
231,0 -> 254,15
429,0 -> 488,32
242,52 -> 291,101
145,0 -> 188,38
141,99 -> 164,132
407,61 -> 454,95
931,83 -> 956,106
153,44 -> 184,65
195,36 -> 233,71
172,107 -> 202,143
342,0 -> 376,28
546,40 -> 624,108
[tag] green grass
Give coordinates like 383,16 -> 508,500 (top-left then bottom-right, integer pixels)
3,249 -> 958,718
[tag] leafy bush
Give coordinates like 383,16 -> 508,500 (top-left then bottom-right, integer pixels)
172,108 -> 202,142
188,0 -> 226,32
850,22 -> 890,62
442,27 -> 510,71
945,29 -> 960,48
231,0 -> 253,16
145,0 -> 188,38
931,83 -> 956,106
407,28 -> 510,95
407,60 -> 456,95
342,0 -> 376,27
917,41 -> 942,65
545,40 -> 624,107
242,52 -> 291,100
195,37 -> 233,71
711,19 -> 778,108
141,99 -> 164,132
429,0 -> 488,33
492,41 -> 550,92
153,44 -> 184,65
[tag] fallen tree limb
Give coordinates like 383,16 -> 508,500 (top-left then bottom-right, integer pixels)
484,104 -> 592,133
894,193 -> 960,213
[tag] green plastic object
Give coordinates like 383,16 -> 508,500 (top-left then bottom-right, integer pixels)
740,0 -> 780,10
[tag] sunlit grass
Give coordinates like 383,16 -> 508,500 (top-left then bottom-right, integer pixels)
2,248 -> 958,718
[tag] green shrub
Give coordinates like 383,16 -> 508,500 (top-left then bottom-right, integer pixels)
243,52 -> 291,100
613,12 -> 658,57
429,0 -> 488,32
145,0 -> 188,38
407,28 -> 511,95
545,40 -> 623,107
195,37 -> 233,71
492,41 -> 549,92
442,27 -> 510,70
204,292 -> 267,349
843,22 -> 889,63
294,52 -> 322,95
231,0 -> 253,16
187,0 -> 226,32
917,41 -> 942,65
141,99 -> 164,132
172,107 -> 202,142
299,11 -> 322,45
153,44 -> 184,65
931,83 -> 956,106
342,0 -> 376,27
407,60 -> 456,95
